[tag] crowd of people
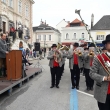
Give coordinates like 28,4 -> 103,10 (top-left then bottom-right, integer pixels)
47,34 -> 110,110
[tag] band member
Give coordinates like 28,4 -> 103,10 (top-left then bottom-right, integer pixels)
60,49 -> 67,80
83,47 -> 94,91
67,42 -> 83,89
47,44 -> 63,88
0,33 -> 9,77
90,34 -> 110,110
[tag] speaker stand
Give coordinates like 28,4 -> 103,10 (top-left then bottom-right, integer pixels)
34,56 -> 45,71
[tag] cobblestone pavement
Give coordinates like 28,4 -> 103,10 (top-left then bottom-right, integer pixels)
0,57 -> 98,110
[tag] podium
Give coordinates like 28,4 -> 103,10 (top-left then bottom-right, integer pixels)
6,50 -> 22,80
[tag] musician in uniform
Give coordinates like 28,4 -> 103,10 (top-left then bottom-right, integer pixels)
90,34 -> 110,110
0,33 -> 9,77
67,42 -> 83,89
59,49 -> 67,80
83,47 -> 94,91
47,44 -> 63,88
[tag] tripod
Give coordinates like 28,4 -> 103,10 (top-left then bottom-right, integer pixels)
34,53 -> 44,71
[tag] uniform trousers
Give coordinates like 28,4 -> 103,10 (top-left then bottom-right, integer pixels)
50,67 -> 60,86
70,64 -> 80,87
60,64 -> 65,77
98,94 -> 110,110
84,68 -> 94,88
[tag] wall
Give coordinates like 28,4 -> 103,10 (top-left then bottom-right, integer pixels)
61,26 -> 89,43
90,30 -> 110,41
33,30 -> 60,48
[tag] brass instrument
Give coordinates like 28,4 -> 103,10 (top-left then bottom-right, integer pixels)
75,9 -> 110,75
60,45 -> 69,51
89,51 -> 94,57
54,43 -> 62,63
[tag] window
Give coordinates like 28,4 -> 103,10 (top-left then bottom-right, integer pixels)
25,5 -> 28,17
49,35 -> 51,41
18,0 -> 22,13
73,33 -> 76,39
9,0 -> 13,7
2,0 -> 6,3
65,33 -> 69,40
97,35 -> 104,40
38,35 -> 41,41
82,33 -> 84,38
43,35 -> 46,41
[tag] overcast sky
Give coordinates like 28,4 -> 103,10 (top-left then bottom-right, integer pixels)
33,0 -> 110,28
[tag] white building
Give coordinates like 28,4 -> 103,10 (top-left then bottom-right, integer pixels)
90,15 -> 110,44
56,19 -> 68,33
33,20 -> 61,48
61,18 -> 89,46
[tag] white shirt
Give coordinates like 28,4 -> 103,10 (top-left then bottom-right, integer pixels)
107,52 -> 110,57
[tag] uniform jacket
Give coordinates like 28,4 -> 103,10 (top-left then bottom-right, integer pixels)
47,50 -> 64,68
90,55 -> 109,103
67,49 -> 83,69
60,50 -> 67,64
83,51 -> 94,69
0,39 -> 8,58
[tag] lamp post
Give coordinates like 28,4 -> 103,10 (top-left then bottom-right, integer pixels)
44,38 -> 46,57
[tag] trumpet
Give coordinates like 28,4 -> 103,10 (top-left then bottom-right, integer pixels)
88,51 -> 94,57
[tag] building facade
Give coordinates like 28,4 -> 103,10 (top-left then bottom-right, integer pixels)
33,20 -> 61,48
0,0 -> 34,43
61,19 -> 89,46
90,15 -> 110,42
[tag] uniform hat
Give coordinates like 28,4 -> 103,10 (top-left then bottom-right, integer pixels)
102,34 -> 110,44
51,44 -> 57,48
73,42 -> 79,47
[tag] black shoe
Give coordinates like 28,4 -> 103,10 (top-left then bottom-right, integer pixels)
72,86 -> 75,89
90,87 -> 93,91
50,86 -> 54,88
29,63 -> 33,66
76,86 -> 79,90
56,86 -> 59,88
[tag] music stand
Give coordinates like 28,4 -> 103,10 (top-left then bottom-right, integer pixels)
34,51 -> 44,70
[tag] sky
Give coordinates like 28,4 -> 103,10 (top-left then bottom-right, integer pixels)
33,0 -> 110,28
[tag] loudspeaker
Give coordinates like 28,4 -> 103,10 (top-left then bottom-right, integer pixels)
34,42 -> 40,51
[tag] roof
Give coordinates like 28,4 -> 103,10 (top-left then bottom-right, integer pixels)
33,23 -> 60,33
66,18 -> 84,27
56,19 -> 68,26
91,15 -> 110,30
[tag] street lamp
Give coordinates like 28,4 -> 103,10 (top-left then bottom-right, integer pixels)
44,35 -> 46,57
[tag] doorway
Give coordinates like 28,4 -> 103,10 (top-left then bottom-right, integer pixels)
3,22 -> 6,33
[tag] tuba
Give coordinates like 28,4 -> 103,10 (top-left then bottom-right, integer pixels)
54,43 -> 62,63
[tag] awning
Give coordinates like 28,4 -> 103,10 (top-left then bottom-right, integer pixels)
61,42 -> 73,46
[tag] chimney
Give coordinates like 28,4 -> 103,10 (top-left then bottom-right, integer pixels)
40,19 -> 42,24
45,20 -> 46,25
91,14 -> 94,29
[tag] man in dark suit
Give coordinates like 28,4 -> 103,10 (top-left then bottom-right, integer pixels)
90,34 -> 110,110
0,33 -> 9,77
